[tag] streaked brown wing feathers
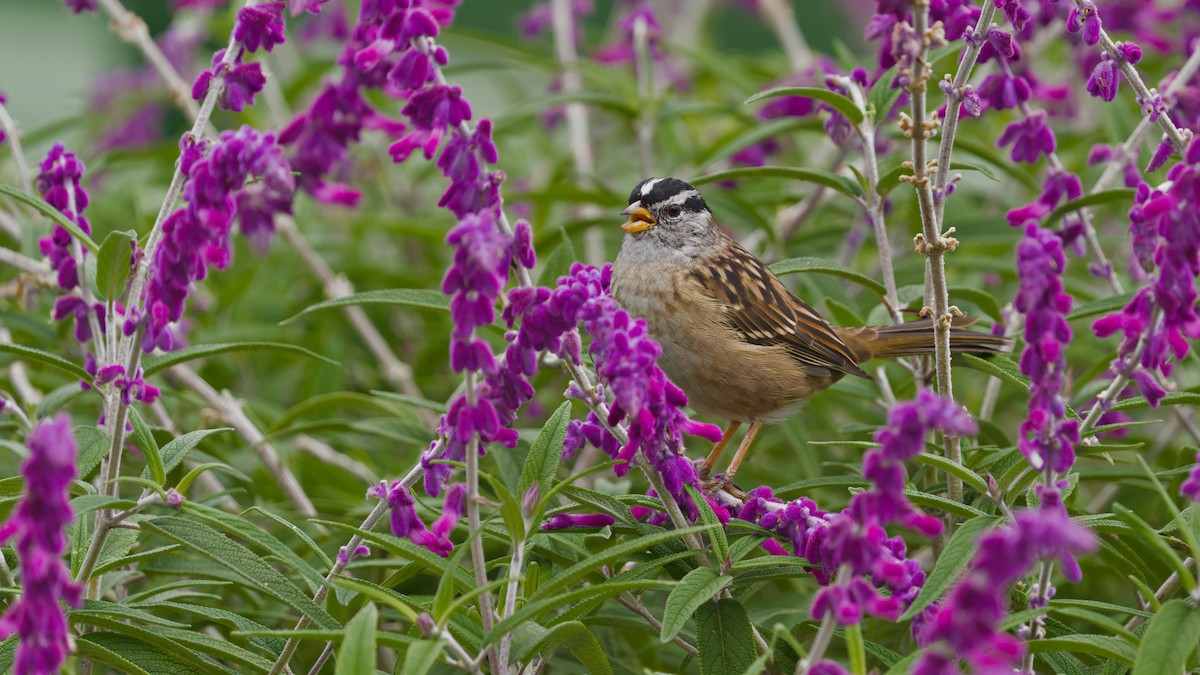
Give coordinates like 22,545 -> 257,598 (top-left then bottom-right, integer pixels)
691,241 -> 869,379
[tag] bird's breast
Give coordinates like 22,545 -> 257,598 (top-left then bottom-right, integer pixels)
610,258 -> 831,423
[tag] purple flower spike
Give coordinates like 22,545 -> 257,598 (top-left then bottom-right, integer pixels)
915,492 -> 1095,672
36,143 -> 92,293
541,513 -> 617,530
235,2 -> 287,53
1015,223 -> 1077,473
0,415 -> 83,674
997,112 -> 1056,164
140,126 -> 294,352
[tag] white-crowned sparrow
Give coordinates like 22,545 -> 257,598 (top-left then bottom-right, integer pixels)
610,177 -> 1005,485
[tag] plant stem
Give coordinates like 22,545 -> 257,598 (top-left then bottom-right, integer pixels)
497,536 -> 527,669
93,0 -> 204,126
632,15 -> 655,178
268,499 -> 389,675
551,0 -> 606,266
1094,45 -> 1200,193
757,0 -> 812,72
907,0 -> 964,506
463,370 -> 500,673
167,364 -> 316,517
932,0 -> 995,228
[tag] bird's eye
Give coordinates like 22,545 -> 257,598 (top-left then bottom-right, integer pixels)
665,205 -> 683,219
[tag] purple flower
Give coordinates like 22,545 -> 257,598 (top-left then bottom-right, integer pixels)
1182,451 -> 1200,501
593,1 -> 661,66
367,481 -> 453,557
1086,55 -> 1119,102
1015,223 -> 1077,472
0,415 -> 83,674
63,0 -> 96,12
235,2 -> 287,53
997,112 -> 1056,164
977,73 -> 1031,111
36,143 -> 92,291
192,51 -> 267,112
541,513 -> 617,530
1147,138 -> 1175,173
1006,170 -> 1082,228
915,491 -> 1095,672
336,544 -> 370,566
1066,1 -> 1102,46
389,85 -> 472,162
995,0 -> 1031,32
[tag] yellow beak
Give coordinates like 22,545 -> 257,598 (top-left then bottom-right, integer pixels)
621,205 -> 656,233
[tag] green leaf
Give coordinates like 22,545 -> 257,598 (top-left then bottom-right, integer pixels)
336,603 -> 378,675
74,635 -> 153,675
744,86 -> 864,124
1132,599 -> 1200,674
1046,188 -> 1137,225
1109,392 -> 1200,413
769,256 -> 886,295
0,342 -> 90,381
77,634 -> 208,675
141,516 -> 339,629
148,428 -> 232,479
128,408 -> 165,486
400,640 -> 445,675
1029,634 -> 1137,665
95,229 -> 136,300
912,453 -> 990,495
687,485 -> 730,566
488,580 -> 669,643
181,501 -> 328,593
536,525 -> 711,600
75,424 -> 110,480
1068,292 -> 1135,322
1113,504 -> 1195,592
519,401 -> 571,497
0,182 -> 99,253
899,515 -> 1002,620
142,342 -> 337,375
695,599 -> 756,675
537,229 -> 577,287
280,289 -> 450,325
661,567 -> 732,643
956,353 -> 1028,391
514,621 -> 613,675
690,166 -> 864,200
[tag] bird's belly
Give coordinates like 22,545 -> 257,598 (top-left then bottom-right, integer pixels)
611,260 -> 833,423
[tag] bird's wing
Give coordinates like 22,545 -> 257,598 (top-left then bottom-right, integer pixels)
689,241 -> 871,380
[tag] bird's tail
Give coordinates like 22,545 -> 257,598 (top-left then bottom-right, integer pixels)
836,317 -> 1009,362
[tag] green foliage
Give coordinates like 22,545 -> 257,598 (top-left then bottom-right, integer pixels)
1,2 -> 1198,673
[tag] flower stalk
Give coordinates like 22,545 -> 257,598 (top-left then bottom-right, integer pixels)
904,0 -> 964,505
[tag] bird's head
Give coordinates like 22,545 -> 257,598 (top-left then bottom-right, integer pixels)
620,178 -> 715,245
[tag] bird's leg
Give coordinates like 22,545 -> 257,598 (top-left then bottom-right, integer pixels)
699,421 -> 741,479
709,420 -> 764,494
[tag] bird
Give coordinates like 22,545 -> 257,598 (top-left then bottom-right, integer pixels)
609,177 -> 1007,490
